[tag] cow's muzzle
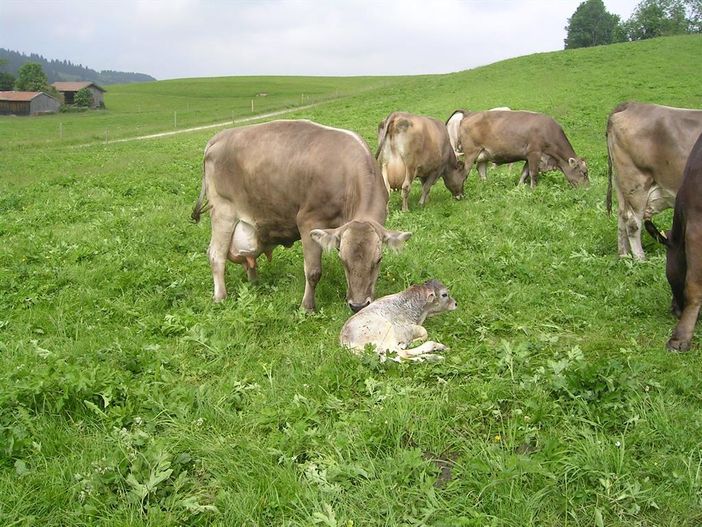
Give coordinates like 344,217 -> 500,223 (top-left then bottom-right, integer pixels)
349,299 -> 371,313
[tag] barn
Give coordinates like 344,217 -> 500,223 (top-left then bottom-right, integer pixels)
0,91 -> 61,116
52,81 -> 106,108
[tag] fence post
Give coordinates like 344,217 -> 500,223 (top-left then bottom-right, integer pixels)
251,99 -> 254,113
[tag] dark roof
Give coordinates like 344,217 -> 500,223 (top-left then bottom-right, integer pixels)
52,81 -> 106,93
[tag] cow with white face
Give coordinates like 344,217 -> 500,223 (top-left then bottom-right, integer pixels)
192,120 -> 411,312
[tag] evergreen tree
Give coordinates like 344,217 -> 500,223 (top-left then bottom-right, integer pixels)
565,0 -> 622,49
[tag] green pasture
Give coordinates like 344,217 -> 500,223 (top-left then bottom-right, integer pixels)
2,35 -> 702,526
0,76 -> 400,149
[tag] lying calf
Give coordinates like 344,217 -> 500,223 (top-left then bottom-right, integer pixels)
340,279 -> 457,362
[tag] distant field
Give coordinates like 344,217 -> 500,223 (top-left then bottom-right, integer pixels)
0,75 -> 402,148
2,35 -> 702,526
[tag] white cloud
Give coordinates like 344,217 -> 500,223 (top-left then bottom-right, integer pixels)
0,0 -> 641,79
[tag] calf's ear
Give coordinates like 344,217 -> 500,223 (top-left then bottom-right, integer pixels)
568,157 -> 578,168
383,229 -> 412,251
644,220 -> 669,246
310,228 -> 341,251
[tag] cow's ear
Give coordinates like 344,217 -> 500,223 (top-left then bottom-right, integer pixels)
644,220 -> 669,246
310,228 -> 340,251
425,289 -> 436,302
568,157 -> 578,168
383,229 -> 412,251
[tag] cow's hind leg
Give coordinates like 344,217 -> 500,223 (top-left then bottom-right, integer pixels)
623,193 -> 647,260
208,208 -> 237,302
518,163 -> 529,185
401,164 -> 416,212
527,153 -> 540,188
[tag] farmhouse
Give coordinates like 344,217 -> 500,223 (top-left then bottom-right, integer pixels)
0,91 -> 61,115
52,81 -> 106,108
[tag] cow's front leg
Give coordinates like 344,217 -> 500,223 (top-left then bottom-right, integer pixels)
208,210 -> 237,302
300,232 -> 323,312
668,243 -> 702,351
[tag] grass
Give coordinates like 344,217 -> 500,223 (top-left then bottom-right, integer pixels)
1,34 -> 702,526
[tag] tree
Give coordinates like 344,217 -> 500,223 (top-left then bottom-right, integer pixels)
14,62 -> 50,91
0,59 -> 14,90
74,87 -> 93,107
624,0 -> 690,40
564,0 -> 622,49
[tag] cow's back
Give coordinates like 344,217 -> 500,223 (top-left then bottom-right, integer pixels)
608,102 -> 702,193
460,110 -> 564,159
205,120 -> 387,243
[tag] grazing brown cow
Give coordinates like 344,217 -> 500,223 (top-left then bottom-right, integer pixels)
192,120 -> 412,312
455,110 -> 589,188
645,132 -> 702,352
606,102 -> 702,260
376,112 -> 465,212
340,279 -> 457,362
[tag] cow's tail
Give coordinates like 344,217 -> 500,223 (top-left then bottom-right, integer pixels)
605,103 -> 630,215
606,137 -> 613,215
375,114 -> 394,159
191,155 -> 210,223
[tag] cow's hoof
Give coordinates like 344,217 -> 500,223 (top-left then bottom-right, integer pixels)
667,338 -> 691,353
213,294 -> 227,303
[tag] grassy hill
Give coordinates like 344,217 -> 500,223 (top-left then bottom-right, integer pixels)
1,35 -> 702,526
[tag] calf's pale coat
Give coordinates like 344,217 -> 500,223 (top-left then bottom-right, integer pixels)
340,279 -> 457,361
192,119 -> 411,312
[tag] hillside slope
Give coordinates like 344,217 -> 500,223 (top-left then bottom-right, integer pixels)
1,35 -> 702,526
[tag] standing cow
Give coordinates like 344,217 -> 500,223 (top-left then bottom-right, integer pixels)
455,110 -> 589,188
191,120 -> 412,312
645,132 -> 702,352
606,102 -> 702,259
376,112 -> 465,212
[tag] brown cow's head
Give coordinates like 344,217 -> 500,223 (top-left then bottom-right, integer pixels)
564,157 -> 589,187
645,220 -> 686,318
444,160 -> 466,199
311,220 -> 411,312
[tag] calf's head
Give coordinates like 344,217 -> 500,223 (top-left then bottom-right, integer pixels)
311,221 -> 411,312
645,220 -> 686,317
564,157 -> 589,187
444,160 -> 466,199
422,279 -> 458,316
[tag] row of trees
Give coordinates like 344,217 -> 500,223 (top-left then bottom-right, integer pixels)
0,60 -> 94,107
564,0 -> 701,49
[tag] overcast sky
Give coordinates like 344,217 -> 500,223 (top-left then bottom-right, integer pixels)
1,0 -> 640,80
